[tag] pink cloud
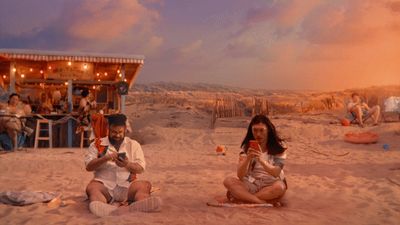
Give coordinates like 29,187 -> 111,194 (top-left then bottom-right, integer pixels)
387,1 -> 400,13
66,0 -> 159,40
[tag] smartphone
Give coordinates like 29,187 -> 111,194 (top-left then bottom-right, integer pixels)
249,140 -> 261,151
117,152 -> 127,160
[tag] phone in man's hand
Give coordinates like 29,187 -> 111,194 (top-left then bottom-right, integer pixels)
117,152 -> 127,161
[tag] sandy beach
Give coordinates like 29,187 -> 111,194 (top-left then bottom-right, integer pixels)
0,95 -> 399,225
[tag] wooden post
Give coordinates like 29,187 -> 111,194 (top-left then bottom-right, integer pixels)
120,64 -> 126,114
67,79 -> 73,147
9,62 -> 16,93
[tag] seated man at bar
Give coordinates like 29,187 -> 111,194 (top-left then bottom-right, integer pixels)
85,114 -> 161,217
0,93 -> 32,150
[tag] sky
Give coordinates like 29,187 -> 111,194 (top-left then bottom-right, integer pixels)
0,0 -> 399,90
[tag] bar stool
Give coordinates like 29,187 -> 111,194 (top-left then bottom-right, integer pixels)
34,119 -> 53,149
79,126 -> 91,149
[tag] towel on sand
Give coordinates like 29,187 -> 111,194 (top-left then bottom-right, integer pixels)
0,191 -> 59,206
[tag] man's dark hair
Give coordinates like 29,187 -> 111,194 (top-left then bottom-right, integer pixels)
9,93 -> 20,100
8,93 -> 20,104
108,114 -> 127,127
351,92 -> 359,98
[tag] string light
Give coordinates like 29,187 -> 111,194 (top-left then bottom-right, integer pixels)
118,73 -> 122,77
104,72 -> 108,76
48,66 -> 52,70
68,61 -> 72,66
40,70 -> 44,74
123,78 -> 127,82
93,85 -> 96,90
12,68 -> 16,72
96,73 -> 100,77
83,64 -> 88,70
21,74 -> 25,78
97,79 -> 101,82
2,75 -> 6,79
64,82 -> 68,86
117,70 -> 120,73
29,68 -> 33,72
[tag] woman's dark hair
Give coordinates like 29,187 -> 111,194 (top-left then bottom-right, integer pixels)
241,114 -> 286,155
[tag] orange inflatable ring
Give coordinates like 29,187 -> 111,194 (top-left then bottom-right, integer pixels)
344,132 -> 379,144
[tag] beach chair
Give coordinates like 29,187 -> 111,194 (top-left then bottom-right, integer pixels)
382,96 -> 400,122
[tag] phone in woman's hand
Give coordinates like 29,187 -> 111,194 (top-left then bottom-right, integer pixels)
249,140 -> 261,152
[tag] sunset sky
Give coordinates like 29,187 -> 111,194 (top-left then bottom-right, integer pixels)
0,0 -> 399,90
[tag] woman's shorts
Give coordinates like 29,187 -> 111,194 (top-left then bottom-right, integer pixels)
242,178 -> 287,194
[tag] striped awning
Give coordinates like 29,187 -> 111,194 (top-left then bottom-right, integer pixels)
0,49 -> 145,64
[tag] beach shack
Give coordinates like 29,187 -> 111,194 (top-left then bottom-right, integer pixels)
0,49 -> 144,147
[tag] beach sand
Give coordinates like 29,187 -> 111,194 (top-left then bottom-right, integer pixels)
0,102 -> 400,225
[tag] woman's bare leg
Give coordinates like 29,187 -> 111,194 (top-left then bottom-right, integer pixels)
223,177 -> 265,204
254,180 -> 286,201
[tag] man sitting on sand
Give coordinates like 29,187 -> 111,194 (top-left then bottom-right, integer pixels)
347,93 -> 380,127
85,114 -> 161,217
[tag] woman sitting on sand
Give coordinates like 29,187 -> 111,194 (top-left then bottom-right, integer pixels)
223,115 -> 287,205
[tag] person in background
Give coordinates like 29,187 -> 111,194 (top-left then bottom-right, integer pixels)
0,93 -> 32,151
37,92 -> 53,114
78,89 -> 96,126
347,93 -> 380,127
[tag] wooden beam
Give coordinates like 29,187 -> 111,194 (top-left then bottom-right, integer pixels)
67,79 -> 73,147
120,64 -> 126,113
21,78 -> 116,85
128,64 -> 143,89
9,61 -> 15,93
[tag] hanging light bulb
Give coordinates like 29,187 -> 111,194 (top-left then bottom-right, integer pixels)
104,72 -> 108,76
29,68 -> 33,72
96,73 -> 100,77
117,70 -> 120,74
48,66 -> 52,70
40,70 -> 44,74
21,74 -> 25,78
2,75 -> 6,79
68,61 -> 72,66
83,64 -> 88,70
118,73 -> 122,77
12,68 -> 16,72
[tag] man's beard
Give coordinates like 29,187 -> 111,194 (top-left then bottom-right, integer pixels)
109,136 -> 124,146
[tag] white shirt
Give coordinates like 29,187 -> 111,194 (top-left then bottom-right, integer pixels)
84,137 -> 146,189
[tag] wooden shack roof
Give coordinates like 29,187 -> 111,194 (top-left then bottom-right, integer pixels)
0,49 -> 144,64
0,49 -> 145,88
